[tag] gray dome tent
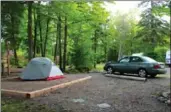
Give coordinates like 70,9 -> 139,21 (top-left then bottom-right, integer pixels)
20,57 -> 64,81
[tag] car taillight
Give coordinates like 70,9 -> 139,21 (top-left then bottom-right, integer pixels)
153,64 -> 161,69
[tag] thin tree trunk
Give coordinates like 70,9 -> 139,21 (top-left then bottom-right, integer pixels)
63,16 -> 67,72
93,30 -> 97,68
118,17 -> 125,60
33,8 -> 37,58
54,21 -> 58,63
58,16 -> 62,70
27,1 -> 33,60
37,46 -> 39,54
44,17 -> 50,57
151,0 -> 155,49
13,49 -> 18,66
38,19 -> 44,56
11,13 -> 19,66
37,1 -> 44,57
104,45 -> 107,62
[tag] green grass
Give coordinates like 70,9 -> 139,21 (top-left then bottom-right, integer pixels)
91,63 -> 105,71
1,97 -> 56,112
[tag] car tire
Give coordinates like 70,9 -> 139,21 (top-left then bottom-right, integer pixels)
119,72 -> 124,75
138,69 -> 147,78
107,67 -> 114,74
150,74 -> 157,78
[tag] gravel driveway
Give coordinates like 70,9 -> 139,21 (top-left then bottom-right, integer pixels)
29,68 -> 170,112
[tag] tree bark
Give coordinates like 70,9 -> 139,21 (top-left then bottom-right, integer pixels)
33,7 -> 38,58
93,30 -> 97,68
44,17 -> 50,57
58,16 -> 62,70
37,1 -> 44,57
104,45 -> 107,62
63,16 -> 67,72
11,13 -> 19,66
27,1 -> 33,60
150,0 -> 155,49
38,19 -> 44,56
54,21 -> 58,63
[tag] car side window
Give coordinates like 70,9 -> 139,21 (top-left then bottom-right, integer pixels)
130,57 -> 143,62
119,57 -> 130,63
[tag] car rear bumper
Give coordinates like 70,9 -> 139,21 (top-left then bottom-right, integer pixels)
148,69 -> 167,74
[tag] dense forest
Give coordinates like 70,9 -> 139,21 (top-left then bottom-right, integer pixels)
1,1 -> 170,72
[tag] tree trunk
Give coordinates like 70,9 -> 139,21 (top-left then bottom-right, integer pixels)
38,19 -> 44,56
37,1 -> 44,57
63,16 -> 67,72
33,7 -> 37,58
58,16 -> 62,70
104,45 -> 107,62
44,17 -> 50,57
27,1 -> 33,60
93,30 -> 97,68
11,13 -> 19,66
118,41 -> 122,60
54,21 -> 58,63
13,49 -> 19,66
151,0 -> 155,49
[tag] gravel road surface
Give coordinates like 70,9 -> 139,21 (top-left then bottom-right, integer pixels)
30,69 -> 170,112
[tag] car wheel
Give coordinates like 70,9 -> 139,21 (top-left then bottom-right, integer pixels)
138,69 -> 147,78
150,74 -> 157,78
107,67 -> 114,74
119,72 -> 124,75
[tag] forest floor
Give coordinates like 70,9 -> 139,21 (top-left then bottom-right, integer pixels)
2,68 -> 170,112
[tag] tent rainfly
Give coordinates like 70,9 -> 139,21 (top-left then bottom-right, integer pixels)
20,57 -> 64,81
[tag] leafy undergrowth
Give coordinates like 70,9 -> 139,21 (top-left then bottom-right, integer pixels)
91,63 -> 105,71
1,96 -> 64,112
65,63 -> 105,74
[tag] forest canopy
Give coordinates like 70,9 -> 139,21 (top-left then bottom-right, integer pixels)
1,1 -> 170,72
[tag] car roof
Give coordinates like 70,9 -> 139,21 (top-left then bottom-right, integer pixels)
123,55 -> 145,58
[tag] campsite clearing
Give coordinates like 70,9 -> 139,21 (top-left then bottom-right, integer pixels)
1,75 -> 91,98
28,72 -> 170,112
2,68 -> 170,112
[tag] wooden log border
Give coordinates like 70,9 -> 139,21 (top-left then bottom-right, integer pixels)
105,74 -> 147,81
1,76 -> 92,98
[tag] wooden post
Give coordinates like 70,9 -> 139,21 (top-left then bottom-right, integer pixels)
7,41 -> 10,76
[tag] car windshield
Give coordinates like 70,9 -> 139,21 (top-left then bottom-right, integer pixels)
142,56 -> 157,62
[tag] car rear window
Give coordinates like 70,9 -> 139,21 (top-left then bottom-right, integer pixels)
142,57 -> 157,62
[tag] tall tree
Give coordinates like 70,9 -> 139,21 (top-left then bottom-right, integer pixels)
1,1 -> 24,65
58,16 -> 62,70
43,17 -> 51,57
136,0 -> 169,52
63,16 -> 68,72
27,1 -> 33,60
33,7 -> 38,57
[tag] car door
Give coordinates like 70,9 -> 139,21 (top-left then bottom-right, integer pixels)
115,57 -> 130,73
128,56 -> 143,73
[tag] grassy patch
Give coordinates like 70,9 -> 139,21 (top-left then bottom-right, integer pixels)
91,63 -> 105,71
1,97 -> 57,112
